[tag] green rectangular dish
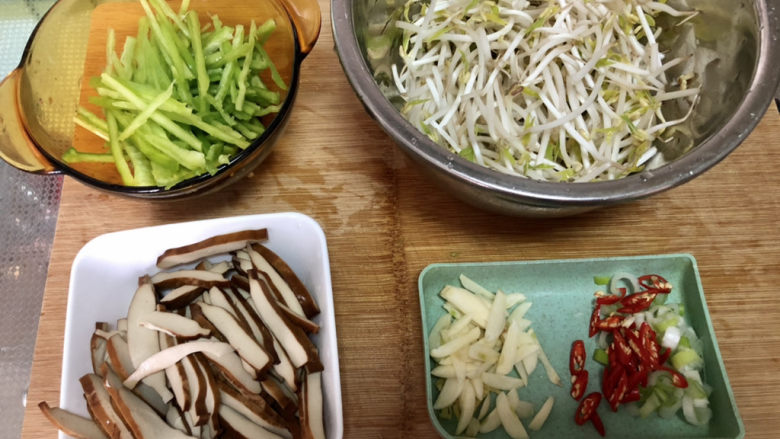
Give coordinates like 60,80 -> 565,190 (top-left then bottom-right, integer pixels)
418,254 -> 743,439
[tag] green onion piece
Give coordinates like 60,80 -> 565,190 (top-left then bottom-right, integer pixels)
593,348 -> 609,365
593,275 -> 611,285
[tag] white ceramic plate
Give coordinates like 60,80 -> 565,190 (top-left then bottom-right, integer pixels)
58,212 -> 343,438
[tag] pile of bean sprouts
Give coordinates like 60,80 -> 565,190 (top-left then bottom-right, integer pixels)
393,0 -> 699,182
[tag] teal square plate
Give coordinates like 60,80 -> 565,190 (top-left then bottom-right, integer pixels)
418,254 -> 743,439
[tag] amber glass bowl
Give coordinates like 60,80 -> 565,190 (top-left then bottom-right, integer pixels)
0,0 -> 320,199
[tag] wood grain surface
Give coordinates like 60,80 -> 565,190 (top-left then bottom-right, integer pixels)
20,0 -> 780,437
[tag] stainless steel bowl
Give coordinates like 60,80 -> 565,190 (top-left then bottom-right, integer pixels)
332,0 -> 780,217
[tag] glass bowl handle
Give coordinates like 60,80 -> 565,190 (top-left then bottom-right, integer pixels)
278,0 -> 321,55
0,70 -> 60,175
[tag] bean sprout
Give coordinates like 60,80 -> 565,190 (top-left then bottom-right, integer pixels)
393,0 -> 699,182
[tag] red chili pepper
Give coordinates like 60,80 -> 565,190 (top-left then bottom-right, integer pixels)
570,370 -> 589,400
607,345 -> 618,370
590,411 -> 606,437
596,287 -> 626,305
627,362 -> 649,390
575,392 -> 602,425
612,331 -> 635,367
622,387 -> 641,403
589,305 -> 602,337
618,291 -> 657,313
602,364 -> 622,398
607,369 -> 629,412
638,274 -> 672,293
570,340 -> 587,375
660,366 -> 689,388
638,322 -> 660,366
625,329 -> 648,363
659,347 -> 672,365
596,315 -> 625,331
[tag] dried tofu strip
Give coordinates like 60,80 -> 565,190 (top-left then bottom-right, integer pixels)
247,247 -> 306,317
140,310 -> 210,340
151,269 -> 230,289
203,348 -> 263,394
160,285 -> 206,309
198,302 -> 272,374
159,333 -> 191,412
228,288 -> 279,363
251,244 -> 320,318
248,271 -> 323,372
216,379 -> 291,438
181,353 -> 207,427
124,340 -> 234,388
103,368 -> 193,439
261,376 -> 298,416
299,370 -> 326,439
127,277 -> 173,403
278,302 -> 320,334
103,334 -> 168,415
38,402 -> 108,439
218,404 -> 286,439
80,373 -> 134,439
156,229 -> 269,269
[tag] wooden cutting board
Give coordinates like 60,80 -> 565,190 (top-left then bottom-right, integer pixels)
21,0 -> 780,437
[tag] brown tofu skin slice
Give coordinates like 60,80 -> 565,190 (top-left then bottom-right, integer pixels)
251,244 -> 320,318
79,374 -> 134,439
299,371 -> 326,439
248,271 -> 323,372
156,229 -> 268,269
38,401 -> 108,439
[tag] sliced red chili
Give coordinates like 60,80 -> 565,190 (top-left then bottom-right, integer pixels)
639,322 -> 660,366
618,291 -> 657,313
575,392 -> 602,425
596,287 -> 626,305
638,274 -> 671,292
607,370 -> 628,411
602,364 -> 622,398
570,370 -> 589,400
570,340 -> 586,375
589,305 -> 602,337
596,315 -> 624,331
607,345 -> 618,370
660,366 -> 689,388
625,329 -> 648,363
626,362 -> 649,390
622,387 -> 641,403
659,347 -> 672,365
612,331 -> 634,367
590,411 -> 606,437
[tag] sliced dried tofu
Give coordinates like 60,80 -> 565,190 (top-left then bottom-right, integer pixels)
216,379 -> 290,438
139,310 -> 210,340
127,277 -> 172,403
38,401 -> 108,439
123,340 -> 234,388
197,302 -> 271,374
299,371 -> 325,439
151,269 -> 230,290
80,374 -> 134,439
251,244 -> 320,318
218,404 -> 286,439
103,368 -> 194,439
156,229 -> 268,269
160,285 -> 206,309
248,272 -> 323,372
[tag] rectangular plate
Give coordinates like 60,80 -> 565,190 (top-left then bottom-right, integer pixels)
59,212 -> 343,438
419,254 -> 743,439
